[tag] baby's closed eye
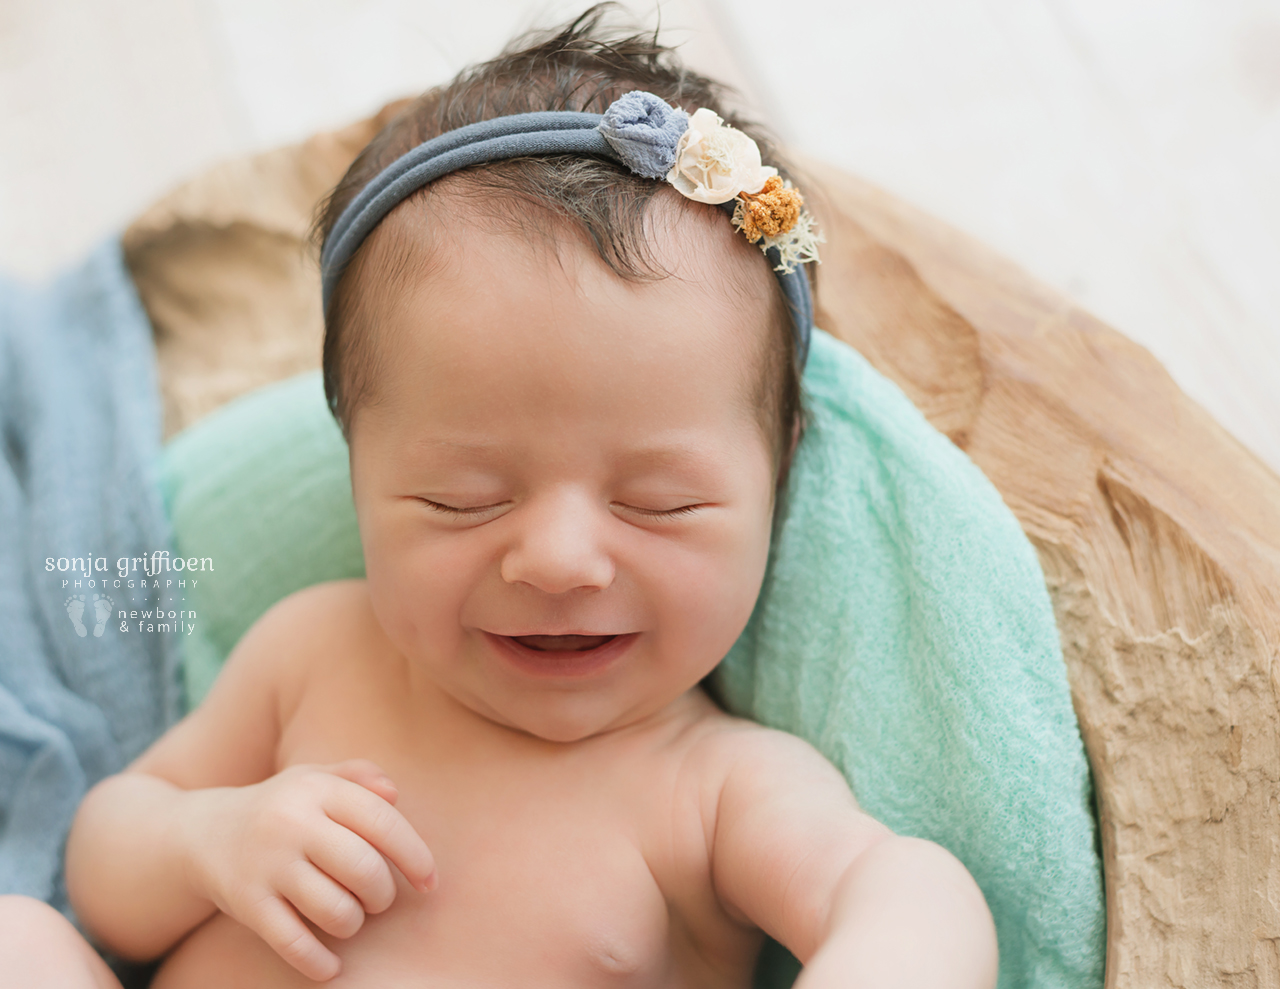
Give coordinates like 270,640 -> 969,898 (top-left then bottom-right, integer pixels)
417,497 -> 511,515
609,501 -> 706,521
414,494 -> 711,524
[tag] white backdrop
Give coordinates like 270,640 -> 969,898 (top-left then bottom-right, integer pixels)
2,0 -> 1277,473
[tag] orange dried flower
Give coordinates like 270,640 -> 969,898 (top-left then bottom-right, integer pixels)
734,176 -> 804,243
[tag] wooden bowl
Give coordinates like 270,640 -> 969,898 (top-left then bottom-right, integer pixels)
124,106 -> 1280,989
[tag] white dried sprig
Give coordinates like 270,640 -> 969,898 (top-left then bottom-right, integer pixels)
736,206 -> 823,274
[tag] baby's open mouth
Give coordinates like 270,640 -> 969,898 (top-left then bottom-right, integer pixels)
489,631 -> 638,678
510,634 -> 616,652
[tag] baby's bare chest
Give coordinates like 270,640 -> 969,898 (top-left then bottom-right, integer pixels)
157,805 -> 677,988
154,661 -> 759,988
154,835 -> 681,989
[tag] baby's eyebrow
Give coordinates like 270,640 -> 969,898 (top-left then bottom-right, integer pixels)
616,443 -> 705,468
403,438 -> 512,462
398,435 -> 732,481
612,441 -> 735,478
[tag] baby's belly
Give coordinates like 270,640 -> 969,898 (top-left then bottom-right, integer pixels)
150,863 -> 739,989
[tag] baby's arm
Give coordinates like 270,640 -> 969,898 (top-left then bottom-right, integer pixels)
64,582 -> 436,981
706,727 -> 998,989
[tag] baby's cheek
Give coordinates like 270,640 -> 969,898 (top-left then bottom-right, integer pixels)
362,530 -> 454,643
656,537 -> 766,658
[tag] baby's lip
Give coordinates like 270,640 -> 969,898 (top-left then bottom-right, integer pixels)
498,632 -> 622,652
483,631 -> 639,680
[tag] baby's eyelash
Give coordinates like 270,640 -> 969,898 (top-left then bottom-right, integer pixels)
618,503 -> 704,519
418,499 -> 506,516
418,498 -> 703,520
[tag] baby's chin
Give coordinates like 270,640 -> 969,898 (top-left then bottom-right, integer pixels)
494,699 -> 649,744
450,680 -> 680,744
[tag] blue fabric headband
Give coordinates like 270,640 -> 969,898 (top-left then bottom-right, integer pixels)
320,92 -> 815,368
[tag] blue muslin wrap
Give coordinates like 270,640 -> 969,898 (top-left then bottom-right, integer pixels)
0,240 -> 183,921
160,328 -> 1105,989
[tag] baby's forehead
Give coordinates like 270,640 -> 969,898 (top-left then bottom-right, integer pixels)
358,179 -> 780,315
373,206 -> 771,359
338,178 -> 791,461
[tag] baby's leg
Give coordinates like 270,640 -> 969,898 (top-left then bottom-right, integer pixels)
0,895 -> 124,989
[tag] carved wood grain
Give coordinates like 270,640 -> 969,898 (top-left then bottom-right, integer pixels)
800,158 -> 1280,988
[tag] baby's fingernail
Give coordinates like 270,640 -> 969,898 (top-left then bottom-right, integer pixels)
422,871 -> 438,892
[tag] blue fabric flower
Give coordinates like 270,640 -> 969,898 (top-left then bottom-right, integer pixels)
597,90 -> 689,180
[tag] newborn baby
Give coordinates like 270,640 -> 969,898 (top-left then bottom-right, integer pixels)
3,11 -> 997,989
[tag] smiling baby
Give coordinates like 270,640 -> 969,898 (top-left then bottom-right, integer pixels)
0,9 -> 997,988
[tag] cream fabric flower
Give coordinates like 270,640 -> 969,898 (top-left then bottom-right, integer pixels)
666,107 -> 777,205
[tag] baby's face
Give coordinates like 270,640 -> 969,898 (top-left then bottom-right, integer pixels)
348,204 -> 779,742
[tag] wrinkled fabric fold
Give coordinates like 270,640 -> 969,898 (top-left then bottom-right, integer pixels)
0,240 -> 182,924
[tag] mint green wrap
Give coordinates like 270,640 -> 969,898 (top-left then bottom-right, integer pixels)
159,328 -> 1105,987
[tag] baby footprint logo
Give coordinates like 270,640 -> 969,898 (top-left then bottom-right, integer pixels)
92,594 -> 114,637
65,594 -> 88,637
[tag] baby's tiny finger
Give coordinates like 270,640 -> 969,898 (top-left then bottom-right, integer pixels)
326,785 -> 436,892
307,821 -> 397,915
326,759 -> 398,803
280,857 -> 367,939
252,895 -> 342,981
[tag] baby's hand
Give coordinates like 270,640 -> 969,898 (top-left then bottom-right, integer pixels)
181,759 -> 436,981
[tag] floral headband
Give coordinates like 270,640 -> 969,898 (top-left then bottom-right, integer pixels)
598,91 -> 821,275
321,90 -> 818,367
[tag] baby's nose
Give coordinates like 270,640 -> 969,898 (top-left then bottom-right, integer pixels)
499,490 -> 615,594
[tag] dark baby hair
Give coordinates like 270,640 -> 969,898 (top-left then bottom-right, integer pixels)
314,3 -> 808,471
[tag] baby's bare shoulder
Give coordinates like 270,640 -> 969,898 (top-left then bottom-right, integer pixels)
249,579 -> 382,696
682,705 -> 848,794
127,580 -> 375,787
662,702 -> 862,856
257,578 -> 372,634
194,579 -> 381,729
666,706 -> 886,941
